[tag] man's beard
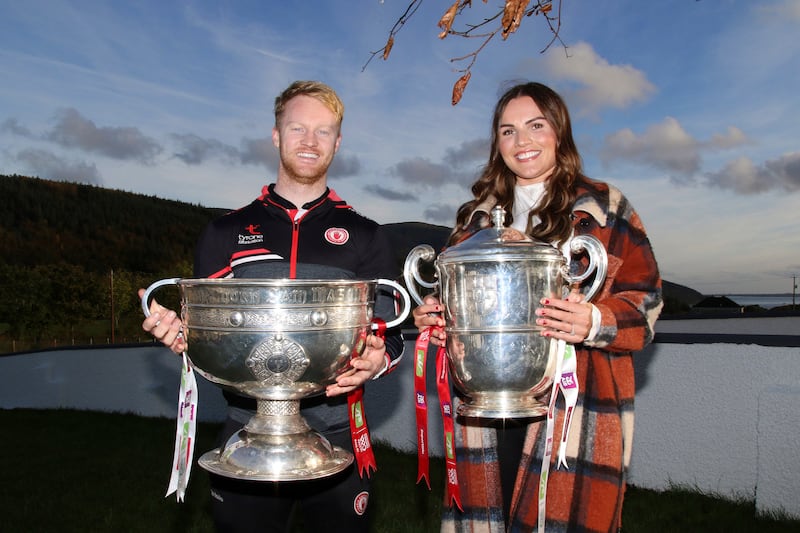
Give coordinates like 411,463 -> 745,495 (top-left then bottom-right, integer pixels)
280,149 -> 333,186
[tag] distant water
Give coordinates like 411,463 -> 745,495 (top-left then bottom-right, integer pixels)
725,294 -> 797,309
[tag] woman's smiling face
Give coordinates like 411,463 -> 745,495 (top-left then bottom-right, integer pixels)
497,95 -> 558,185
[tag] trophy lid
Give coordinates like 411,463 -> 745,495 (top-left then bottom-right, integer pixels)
436,206 -> 564,265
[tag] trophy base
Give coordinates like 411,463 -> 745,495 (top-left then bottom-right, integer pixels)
198,429 -> 353,482
456,392 -> 549,419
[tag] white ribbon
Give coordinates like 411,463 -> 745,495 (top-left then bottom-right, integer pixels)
557,344 -> 578,469
166,352 -> 198,502
537,341 -> 579,532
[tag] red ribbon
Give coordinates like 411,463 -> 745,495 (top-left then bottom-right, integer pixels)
414,326 -> 463,510
414,328 -> 431,488
347,318 -> 387,478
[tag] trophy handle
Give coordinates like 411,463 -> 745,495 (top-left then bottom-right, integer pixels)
141,277 -> 181,317
374,278 -> 411,329
403,244 -> 438,306
563,235 -> 608,302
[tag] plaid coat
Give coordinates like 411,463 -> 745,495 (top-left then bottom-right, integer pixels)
442,179 -> 663,533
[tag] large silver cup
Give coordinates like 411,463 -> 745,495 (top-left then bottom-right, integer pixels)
141,278 -> 410,481
404,206 -> 607,419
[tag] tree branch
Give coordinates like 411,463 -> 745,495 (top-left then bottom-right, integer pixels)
365,0 -> 564,104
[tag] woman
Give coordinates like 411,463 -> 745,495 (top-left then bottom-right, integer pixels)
413,82 -> 662,532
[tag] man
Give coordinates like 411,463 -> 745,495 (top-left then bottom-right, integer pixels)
140,80 -> 403,532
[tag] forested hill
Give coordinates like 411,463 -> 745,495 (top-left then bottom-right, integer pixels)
1,174 -> 227,275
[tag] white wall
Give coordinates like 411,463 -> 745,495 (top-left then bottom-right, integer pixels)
1,318 -> 798,519
630,341 -> 799,518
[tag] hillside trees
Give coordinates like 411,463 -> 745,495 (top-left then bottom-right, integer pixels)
0,174 -> 213,350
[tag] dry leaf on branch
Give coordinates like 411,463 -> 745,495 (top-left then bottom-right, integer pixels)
501,0 -> 530,39
451,71 -> 471,105
438,0 -> 460,39
383,36 -> 394,60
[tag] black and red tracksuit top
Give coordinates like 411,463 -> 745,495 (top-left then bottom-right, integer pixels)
193,184 -> 404,433
194,184 -> 393,283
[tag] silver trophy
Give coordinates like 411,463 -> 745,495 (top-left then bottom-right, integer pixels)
403,206 -> 607,418
141,278 -> 410,481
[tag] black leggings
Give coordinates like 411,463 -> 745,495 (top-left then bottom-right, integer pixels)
209,418 -> 371,533
496,419 -> 529,525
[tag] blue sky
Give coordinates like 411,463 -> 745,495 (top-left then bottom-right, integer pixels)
1,0 -> 798,295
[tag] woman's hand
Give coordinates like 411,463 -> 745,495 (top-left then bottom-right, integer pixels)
499,228 -> 528,242
535,289 -> 594,343
326,334 -> 388,396
138,288 -> 186,354
412,295 -> 447,346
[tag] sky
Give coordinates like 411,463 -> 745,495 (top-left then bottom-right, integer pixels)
1,0 -> 799,296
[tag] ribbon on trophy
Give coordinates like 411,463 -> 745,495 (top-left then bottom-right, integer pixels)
536,340 -> 579,533
347,318 -> 387,478
414,326 -> 463,510
413,328 -> 431,488
166,351 -> 198,502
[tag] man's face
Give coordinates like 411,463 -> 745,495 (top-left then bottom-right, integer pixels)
272,95 -> 341,186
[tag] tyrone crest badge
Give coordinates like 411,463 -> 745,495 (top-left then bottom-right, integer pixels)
324,227 -> 349,245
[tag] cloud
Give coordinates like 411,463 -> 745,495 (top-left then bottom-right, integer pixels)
601,117 -> 700,177
46,108 -> 162,164
757,0 -> 800,20
328,151 -> 361,178
706,126 -> 749,150
704,152 -> 800,194
254,47 -> 299,64
423,203 -> 458,225
443,138 -> 488,169
766,152 -> 800,191
363,184 -> 418,202
377,144 -> 484,220
239,137 -> 279,167
367,142 -> 474,222
541,41 -> 656,115
13,148 -> 102,185
1,118 -> 33,137
389,157 -> 455,187
600,117 -> 751,182
170,133 -> 239,165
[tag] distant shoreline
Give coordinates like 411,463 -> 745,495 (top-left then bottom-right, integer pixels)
719,294 -> 797,309
720,293 -> 794,297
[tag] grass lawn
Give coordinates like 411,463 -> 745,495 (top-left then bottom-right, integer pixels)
1,408 -> 798,532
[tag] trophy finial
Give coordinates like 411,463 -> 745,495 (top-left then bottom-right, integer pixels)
491,205 -> 506,229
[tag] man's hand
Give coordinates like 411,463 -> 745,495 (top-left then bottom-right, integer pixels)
326,334 -> 387,396
138,288 -> 186,354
